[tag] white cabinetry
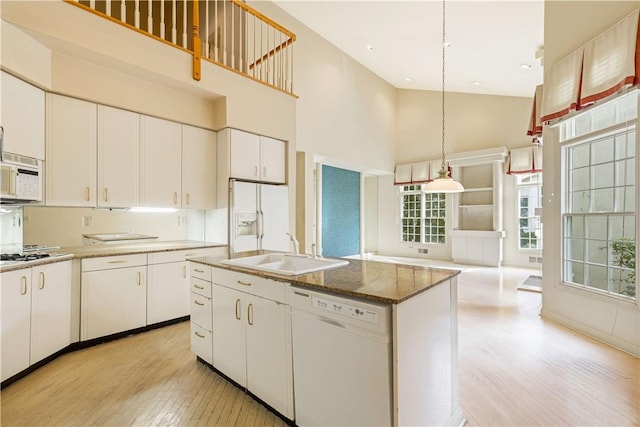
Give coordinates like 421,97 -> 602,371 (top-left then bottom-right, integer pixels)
1,261 -> 72,382
190,264 -> 213,364
448,148 -> 507,267
182,125 -> 216,209
45,94 -> 97,206
140,115 -> 182,208
97,105 -> 139,208
1,71 -> 45,159
148,247 -> 225,325
211,267 -> 293,419
81,254 -> 147,341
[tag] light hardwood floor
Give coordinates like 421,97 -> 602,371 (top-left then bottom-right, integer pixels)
1,266 -> 638,426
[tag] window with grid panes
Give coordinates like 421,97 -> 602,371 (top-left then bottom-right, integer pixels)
559,89 -> 637,300
400,185 -> 446,244
517,173 -> 543,249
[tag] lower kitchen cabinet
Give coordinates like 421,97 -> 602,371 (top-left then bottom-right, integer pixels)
1,261 -> 71,382
211,268 -> 293,419
81,254 -> 147,341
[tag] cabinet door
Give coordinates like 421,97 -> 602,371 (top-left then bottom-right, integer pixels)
98,105 -> 139,208
147,261 -> 189,324
140,115 -> 182,208
1,269 -> 31,382
46,94 -> 97,206
182,125 -> 216,209
212,285 -> 246,386
1,71 -> 45,159
246,294 -> 293,418
81,266 -> 147,340
230,129 -> 260,181
30,261 -> 71,364
259,136 -> 286,184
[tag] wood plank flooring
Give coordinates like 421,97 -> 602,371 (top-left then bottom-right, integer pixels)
1,266 -> 638,426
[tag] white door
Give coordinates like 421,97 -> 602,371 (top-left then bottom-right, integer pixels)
98,105 -> 139,208
182,125 -> 216,209
1,71 -> 45,159
212,285 -> 247,386
259,136 -> 286,184
0,269 -> 31,382
46,94 -> 97,206
147,261 -> 189,324
231,181 -> 258,252
30,261 -> 71,364
260,184 -> 289,251
230,129 -> 260,181
246,294 -> 293,418
81,266 -> 147,340
140,115 -> 182,207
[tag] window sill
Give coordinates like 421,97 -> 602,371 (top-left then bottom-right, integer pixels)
559,281 -> 637,305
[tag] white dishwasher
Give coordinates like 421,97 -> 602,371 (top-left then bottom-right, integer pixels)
288,286 -> 393,427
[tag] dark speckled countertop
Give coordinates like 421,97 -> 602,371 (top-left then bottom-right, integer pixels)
190,250 -> 460,304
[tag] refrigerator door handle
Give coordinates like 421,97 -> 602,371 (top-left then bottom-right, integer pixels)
258,210 -> 265,239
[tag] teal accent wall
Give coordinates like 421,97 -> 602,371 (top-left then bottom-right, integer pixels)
322,165 -> 360,257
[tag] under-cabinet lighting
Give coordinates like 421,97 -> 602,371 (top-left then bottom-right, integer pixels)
129,207 -> 178,213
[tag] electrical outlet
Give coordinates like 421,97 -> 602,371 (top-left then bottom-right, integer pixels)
82,216 -> 92,227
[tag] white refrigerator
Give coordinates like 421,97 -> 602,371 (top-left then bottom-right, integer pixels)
229,180 -> 290,254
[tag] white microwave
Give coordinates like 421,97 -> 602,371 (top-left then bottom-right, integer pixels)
1,152 -> 42,203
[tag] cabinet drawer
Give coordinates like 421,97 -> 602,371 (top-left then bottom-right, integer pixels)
190,263 -> 211,281
191,277 -> 212,298
190,292 -> 212,330
211,267 -> 287,303
190,322 -> 212,365
81,254 -> 147,272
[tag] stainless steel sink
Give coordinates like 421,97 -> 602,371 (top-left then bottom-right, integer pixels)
220,253 -> 349,276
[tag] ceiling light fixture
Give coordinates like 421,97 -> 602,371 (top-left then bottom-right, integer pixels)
472,81 -> 481,85
520,63 -> 532,69
366,45 -> 374,51
424,0 -> 464,194
405,77 -> 413,82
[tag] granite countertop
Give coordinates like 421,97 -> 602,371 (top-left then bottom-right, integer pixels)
190,251 -> 460,304
0,241 -> 227,273
51,240 -> 227,259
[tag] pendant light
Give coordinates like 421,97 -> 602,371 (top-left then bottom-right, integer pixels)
423,0 -> 464,193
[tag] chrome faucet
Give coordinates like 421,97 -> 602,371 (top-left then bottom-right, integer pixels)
286,233 -> 300,255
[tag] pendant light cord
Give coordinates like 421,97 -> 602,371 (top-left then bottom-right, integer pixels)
440,0 -> 447,175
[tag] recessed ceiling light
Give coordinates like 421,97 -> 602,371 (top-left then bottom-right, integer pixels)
443,42 -> 451,48
366,45 -> 374,51
520,63 -> 532,69
405,77 -> 413,82
472,81 -> 481,85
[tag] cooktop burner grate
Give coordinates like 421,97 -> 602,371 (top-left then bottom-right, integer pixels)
1,253 -> 51,262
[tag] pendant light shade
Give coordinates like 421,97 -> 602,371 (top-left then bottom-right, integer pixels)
423,0 -> 464,194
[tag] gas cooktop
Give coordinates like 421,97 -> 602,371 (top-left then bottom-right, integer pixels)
1,253 -> 53,262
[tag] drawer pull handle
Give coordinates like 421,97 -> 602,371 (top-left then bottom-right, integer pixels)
104,187 -> 109,202
237,280 -> 251,287
247,303 -> 254,326
194,269 -> 204,273
39,272 -> 45,290
194,331 -> 205,339
254,165 -> 258,177
194,284 -> 205,290
185,253 -> 197,257
294,291 -> 309,298
194,300 -> 205,306
21,276 -> 28,295
108,260 -> 127,264
235,299 -> 241,320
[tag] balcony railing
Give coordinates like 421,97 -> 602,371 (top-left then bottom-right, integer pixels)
67,0 -> 296,95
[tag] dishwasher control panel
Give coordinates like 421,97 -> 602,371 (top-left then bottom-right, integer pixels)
312,296 -> 379,325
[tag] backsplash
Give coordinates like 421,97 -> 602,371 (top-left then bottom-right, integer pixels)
23,206 -> 211,247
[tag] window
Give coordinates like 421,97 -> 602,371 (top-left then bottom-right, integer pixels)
400,185 -> 446,244
559,89 -> 637,300
517,173 -> 543,250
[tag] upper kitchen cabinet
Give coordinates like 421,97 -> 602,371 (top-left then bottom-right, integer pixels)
1,71 -> 45,160
221,128 -> 286,184
97,105 -> 139,208
46,94 -> 97,207
182,125 -> 216,210
140,115 -> 182,208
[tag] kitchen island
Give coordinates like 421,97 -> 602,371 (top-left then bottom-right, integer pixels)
190,251 -> 465,427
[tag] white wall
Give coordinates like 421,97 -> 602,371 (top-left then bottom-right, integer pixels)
542,0 -> 640,356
